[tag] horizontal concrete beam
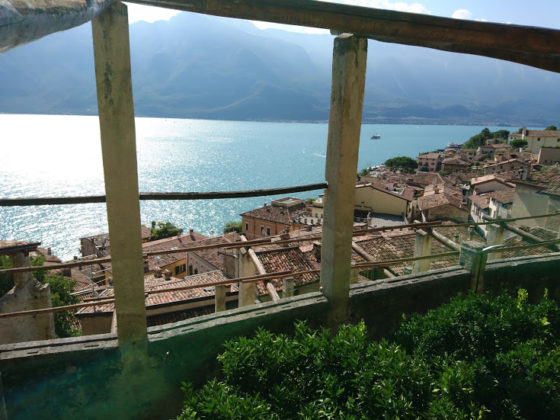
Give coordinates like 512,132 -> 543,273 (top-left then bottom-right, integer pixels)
0,0 -> 114,53
128,0 -> 560,73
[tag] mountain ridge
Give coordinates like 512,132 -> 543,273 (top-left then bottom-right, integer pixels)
0,12 -> 559,126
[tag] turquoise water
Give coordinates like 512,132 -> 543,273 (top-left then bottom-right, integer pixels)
0,114 -> 506,260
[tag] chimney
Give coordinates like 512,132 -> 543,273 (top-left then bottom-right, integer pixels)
312,241 -> 321,262
154,267 -> 162,278
163,269 -> 172,280
189,228 -> 195,240
280,232 -> 290,247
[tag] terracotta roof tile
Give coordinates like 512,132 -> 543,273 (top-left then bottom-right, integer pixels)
190,232 -> 241,272
241,202 -> 308,225
417,192 -> 465,211
442,157 -> 470,166
469,195 -> 490,210
354,230 -> 461,276
144,232 -> 207,271
77,271 -> 226,314
255,246 -> 319,295
526,130 -> 560,138
487,189 -> 515,204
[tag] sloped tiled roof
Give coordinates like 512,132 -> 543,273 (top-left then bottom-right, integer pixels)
526,165 -> 560,196
407,172 -> 445,187
483,158 -> 527,169
353,230 -> 460,276
471,174 -> 510,186
357,182 -> 413,202
0,240 -> 41,254
190,232 -> 241,272
255,246 -> 319,295
240,203 -> 308,224
417,192 -> 465,211
77,271 -> 226,315
487,189 -> 515,204
418,152 -> 441,160
144,232 -> 207,271
469,194 -> 490,210
526,130 -> 560,138
442,156 -> 470,166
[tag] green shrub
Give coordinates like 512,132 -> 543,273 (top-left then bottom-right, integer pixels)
393,291 -> 560,361
223,221 -> 242,234
177,291 -> 560,419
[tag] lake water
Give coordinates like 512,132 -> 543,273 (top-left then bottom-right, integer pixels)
0,114 -> 508,260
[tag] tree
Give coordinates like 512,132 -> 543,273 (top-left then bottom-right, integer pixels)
492,129 -> 510,140
0,255 -> 13,296
358,168 -> 369,177
510,139 -> 528,149
223,221 -> 242,234
44,274 -> 81,337
545,125 -> 558,131
384,156 -> 418,173
462,128 -> 510,150
150,221 -> 183,240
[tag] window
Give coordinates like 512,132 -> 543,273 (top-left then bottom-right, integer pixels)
266,227 -> 271,236
175,264 -> 186,275
260,226 -> 265,234
188,265 -> 193,275
194,268 -> 198,274
245,222 -> 249,231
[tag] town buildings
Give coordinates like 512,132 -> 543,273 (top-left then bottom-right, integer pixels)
417,152 -> 442,172
511,128 -> 560,154
240,197 -> 309,239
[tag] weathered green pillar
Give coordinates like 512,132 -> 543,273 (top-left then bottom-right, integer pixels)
459,241 -> 487,293
412,229 -> 432,273
92,2 -> 147,348
320,34 -> 367,324
215,285 -> 226,312
487,223 -> 505,261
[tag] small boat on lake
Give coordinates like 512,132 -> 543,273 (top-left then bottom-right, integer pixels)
371,134 -> 381,139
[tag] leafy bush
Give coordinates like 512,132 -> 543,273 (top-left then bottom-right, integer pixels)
150,221 -> 183,240
510,139 -> 528,149
384,156 -> 418,173
44,274 -> 81,337
223,221 -> 242,234
177,291 -> 560,419
462,128 -> 510,150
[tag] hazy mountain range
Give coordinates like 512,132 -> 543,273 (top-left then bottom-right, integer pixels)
1,12 -> 559,126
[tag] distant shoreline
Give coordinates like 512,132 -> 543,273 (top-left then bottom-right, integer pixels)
0,112 -> 527,127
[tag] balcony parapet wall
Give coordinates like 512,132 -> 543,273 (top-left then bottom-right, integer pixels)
1,253 -> 559,419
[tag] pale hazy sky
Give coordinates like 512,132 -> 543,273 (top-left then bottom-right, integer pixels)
124,0 -> 560,32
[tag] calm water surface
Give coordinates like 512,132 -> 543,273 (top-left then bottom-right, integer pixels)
0,114 -> 506,260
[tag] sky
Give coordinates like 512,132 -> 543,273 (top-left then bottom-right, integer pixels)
124,0 -> 560,32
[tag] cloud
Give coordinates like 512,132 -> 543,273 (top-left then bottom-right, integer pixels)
124,3 -> 181,23
451,9 -> 473,20
333,0 -> 431,14
252,0 -> 431,33
251,21 -> 329,34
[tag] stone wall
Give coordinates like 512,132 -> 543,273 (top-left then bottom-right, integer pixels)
0,253 -> 54,345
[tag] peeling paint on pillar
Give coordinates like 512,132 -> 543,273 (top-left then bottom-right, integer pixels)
92,2 -> 147,348
320,34 -> 367,325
